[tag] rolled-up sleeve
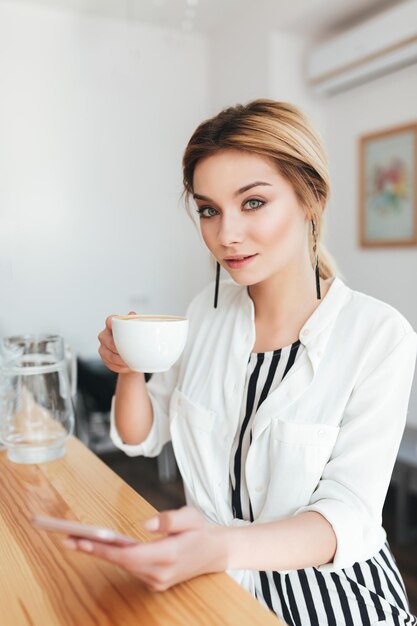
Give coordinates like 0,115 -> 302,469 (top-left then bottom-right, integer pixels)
293,329 -> 417,571
109,359 -> 181,457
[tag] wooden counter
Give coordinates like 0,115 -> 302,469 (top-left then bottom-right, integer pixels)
0,437 -> 282,625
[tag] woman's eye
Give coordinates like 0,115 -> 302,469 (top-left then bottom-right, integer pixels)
196,206 -> 219,218
196,199 -> 264,219
244,199 -> 264,210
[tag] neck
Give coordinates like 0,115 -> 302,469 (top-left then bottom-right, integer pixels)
247,262 -> 329,329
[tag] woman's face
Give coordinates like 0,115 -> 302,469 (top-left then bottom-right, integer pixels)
192,149 -> 310,286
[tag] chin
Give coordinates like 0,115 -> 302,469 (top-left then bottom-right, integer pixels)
224,272 -> 263,287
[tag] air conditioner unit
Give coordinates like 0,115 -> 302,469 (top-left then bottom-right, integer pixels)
307,0 -> 417,96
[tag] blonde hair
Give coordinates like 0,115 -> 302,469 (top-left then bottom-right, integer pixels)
181,98 -> 344,281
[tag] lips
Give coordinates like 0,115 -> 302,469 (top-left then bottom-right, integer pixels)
224,254 -> 258,269
224,255 -> 254,261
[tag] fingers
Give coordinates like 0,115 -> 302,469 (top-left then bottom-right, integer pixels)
99,318 -> 118,351
98,343 -> 127,368
62,538 -> 174,591
62,510 -> 208,594
105,311 -> 136,330
97,330 -> 118,356
63,536 -> 177,568
100,312 -> 137,354
98,312 -> 138,373
66,539 -> 131,564
105,315 -> 113,331
143,506 -> 205,535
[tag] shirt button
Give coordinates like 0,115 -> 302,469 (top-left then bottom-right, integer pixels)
318,429 -> 326,437
255,485 -> 264,492
177,398 -> 182,407
317,351 -> 322,358
302,329 -> 310,336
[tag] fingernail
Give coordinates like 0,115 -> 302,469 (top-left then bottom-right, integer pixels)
78,540 -> 94,552
143,517 -> 159,531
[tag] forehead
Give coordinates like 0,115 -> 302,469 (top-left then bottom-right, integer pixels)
193,149 -> 281,193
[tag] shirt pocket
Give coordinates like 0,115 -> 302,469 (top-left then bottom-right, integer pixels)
169,388 -> 217,510
170,387 -> 215,433
266,420 -> 340,516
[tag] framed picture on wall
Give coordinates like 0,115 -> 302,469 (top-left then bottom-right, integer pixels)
359,122 -> 417,247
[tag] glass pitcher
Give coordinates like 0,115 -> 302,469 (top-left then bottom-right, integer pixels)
0,335 -> 75,464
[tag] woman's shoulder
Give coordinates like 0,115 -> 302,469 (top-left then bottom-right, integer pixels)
346,282 -> 415,337
339,281 -> 417,373
328,278 -> 417,384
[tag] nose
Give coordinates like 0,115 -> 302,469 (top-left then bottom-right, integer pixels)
217,211 -> 245,248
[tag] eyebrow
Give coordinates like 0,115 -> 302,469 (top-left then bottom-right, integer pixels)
193,181 -> 272,202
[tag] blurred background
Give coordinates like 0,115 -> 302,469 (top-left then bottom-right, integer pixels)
1,0 -> 417,611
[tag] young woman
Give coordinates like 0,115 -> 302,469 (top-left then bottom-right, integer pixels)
69,100 -> 417,625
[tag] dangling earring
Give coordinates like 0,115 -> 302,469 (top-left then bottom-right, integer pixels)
311,219 -> 321,300
214,261 -> 220,308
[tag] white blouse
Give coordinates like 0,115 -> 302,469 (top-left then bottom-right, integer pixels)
110,276 -> 417,595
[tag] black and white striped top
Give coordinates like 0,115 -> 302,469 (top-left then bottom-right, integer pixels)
229,341 -> 416,626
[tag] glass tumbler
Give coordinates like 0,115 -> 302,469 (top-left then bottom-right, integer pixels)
0,335 -> 75,464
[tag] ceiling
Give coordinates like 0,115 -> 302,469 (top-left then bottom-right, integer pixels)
10,0 -> 406,40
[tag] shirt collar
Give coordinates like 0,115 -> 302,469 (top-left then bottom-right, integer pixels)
239,275 -> 352,369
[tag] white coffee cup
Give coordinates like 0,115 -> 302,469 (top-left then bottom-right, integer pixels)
111,314 -> 189,373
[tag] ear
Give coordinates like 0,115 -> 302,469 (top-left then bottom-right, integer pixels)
301,204 -> 314,221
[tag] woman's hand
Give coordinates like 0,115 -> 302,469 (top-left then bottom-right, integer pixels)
62,506 -> 230,592
97,312 -> 136,374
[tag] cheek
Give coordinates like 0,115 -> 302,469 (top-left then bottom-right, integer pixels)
256,207 -> 297,246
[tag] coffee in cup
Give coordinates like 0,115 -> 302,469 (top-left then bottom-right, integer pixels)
111,314 -> 188,373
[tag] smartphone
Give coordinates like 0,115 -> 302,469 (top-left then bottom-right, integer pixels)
31,515 -> 139,546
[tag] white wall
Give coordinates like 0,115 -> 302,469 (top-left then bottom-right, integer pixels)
0,1 -> 212,358
268,31 -> 326,134
208,11 -> 269,115
319,64 -> 417,425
